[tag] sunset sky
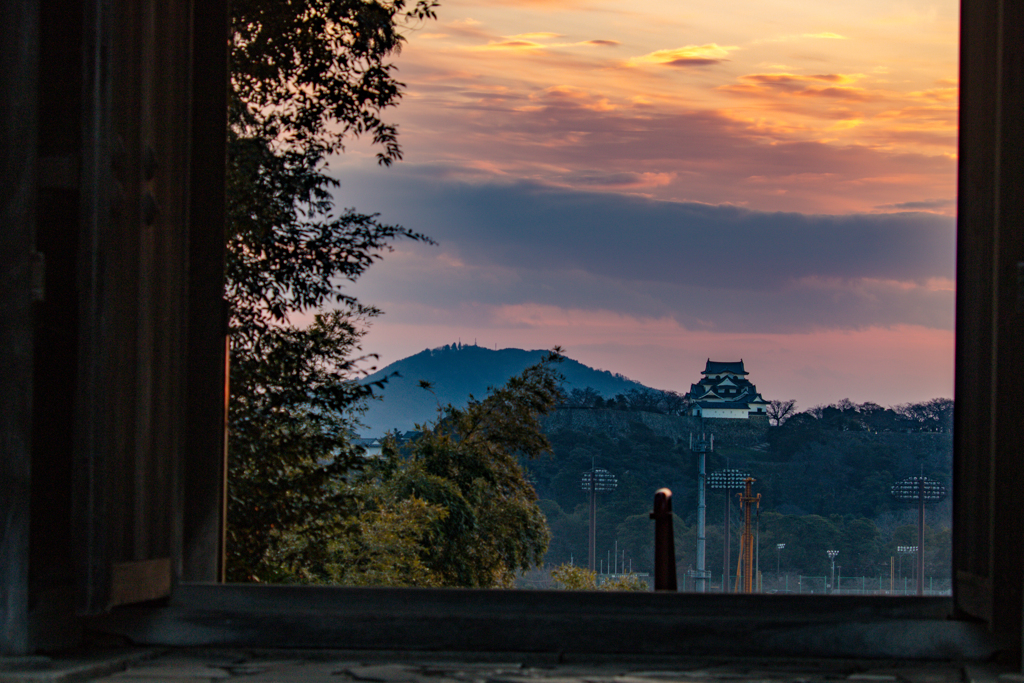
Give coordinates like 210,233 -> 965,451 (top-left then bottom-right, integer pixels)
331,0 -> 960,410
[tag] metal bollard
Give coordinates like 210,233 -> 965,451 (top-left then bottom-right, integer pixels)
649,488 -> 677,591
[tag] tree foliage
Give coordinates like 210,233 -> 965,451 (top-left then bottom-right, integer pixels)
226,312 -> 372,581
226,0 -> 437,335
766,399 -> 797,426
561,386 -> 688,414
527,397 -> 952,583
375,351 -> 566,587
224,0 -> 438,580
550,564 -> 648,591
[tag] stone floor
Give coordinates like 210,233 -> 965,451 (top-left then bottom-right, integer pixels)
1,650 -> 1021,683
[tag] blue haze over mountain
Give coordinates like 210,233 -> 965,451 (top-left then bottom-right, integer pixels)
358,344 -> 651,435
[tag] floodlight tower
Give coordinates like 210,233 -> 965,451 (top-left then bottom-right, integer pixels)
891,475 -> 947,595
897,545 -> 917,591
827,549 -> 839,593
581,462 -> 617,572
708,468 -> 750,592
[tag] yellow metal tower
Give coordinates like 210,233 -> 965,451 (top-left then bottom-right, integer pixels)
737,477 -> 761,593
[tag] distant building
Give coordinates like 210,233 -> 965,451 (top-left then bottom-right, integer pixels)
352,437 -> 384,458
686,359 -> 769,419
352,430 -> 423,457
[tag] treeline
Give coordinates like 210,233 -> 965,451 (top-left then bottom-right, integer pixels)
561,386 -> 953,434
527,397 -> 953,583
560,386 -> 689,414
776,398 -> 953,433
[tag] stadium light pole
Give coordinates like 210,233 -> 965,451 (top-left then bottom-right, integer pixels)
581,461 -> 617,572
708,468 -> 750,592
827,550 -> 838,593
891,475 -> 947,596
897,545 -> 917,594
776,543 -> 785,577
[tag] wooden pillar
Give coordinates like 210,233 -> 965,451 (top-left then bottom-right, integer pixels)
182,0 -> 230,583
0,0 -> 38,656
953,0 -> 1024,664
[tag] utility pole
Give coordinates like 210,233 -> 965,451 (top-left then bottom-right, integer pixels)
690,431 -> 711,592
738,477 -> 760,593
589,459 -> 596,571
755,505 -> 761,592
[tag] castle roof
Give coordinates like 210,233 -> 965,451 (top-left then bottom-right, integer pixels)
702,359 -> 748,376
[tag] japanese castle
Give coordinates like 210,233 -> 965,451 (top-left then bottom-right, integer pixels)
686,359 -> 769,419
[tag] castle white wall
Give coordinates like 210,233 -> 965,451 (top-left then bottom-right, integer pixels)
699,406 -> 750,419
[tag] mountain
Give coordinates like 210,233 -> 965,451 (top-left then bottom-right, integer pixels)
357,344 -> 652,435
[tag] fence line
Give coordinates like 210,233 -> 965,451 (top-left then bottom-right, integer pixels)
681,572 -> 952,595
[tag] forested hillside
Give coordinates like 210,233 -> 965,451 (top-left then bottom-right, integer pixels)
528,399 -> 952,587
358,344 -> 665,434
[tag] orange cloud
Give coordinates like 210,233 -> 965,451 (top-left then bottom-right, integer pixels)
722,73 -> 872,101
474,33 -> 625,52
906,86 -> 958,102
508,31 -> 562,40
755,32 -> 848,44
484,40 -> 544,49
627,44 -> 739,67
526,85 -> 616,111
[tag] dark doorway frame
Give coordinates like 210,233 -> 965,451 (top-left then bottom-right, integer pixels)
4,0 -> 1024,666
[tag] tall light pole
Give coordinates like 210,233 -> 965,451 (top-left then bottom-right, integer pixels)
891,475 -> 947,596
689,432 -> 712,592
776,543 -> 785,577
738,477 -> 761,593
581,463 -> 617,572
755,506 -> 761,591
708,468 -> 750,592
827,550 -> 838,593
897,545 -> 917,594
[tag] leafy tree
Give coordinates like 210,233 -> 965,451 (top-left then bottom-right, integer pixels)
550,564 -> 648,591
261,489 -> 447,586
766,399 -> 797,426
764,514 -> 841,576
622,388 -> 667,413
227,0 -> 438,333
840,517 -> 882,575
225,0 -> 438,580
564,387 -> 601,408
380,351 -> 565,587
226,311 -> 379,581
895,398 -> 954,433
661,390 -> 690,416
550,563 -> 599,590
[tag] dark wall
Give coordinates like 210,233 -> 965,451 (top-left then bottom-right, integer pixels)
1,0 -> 40,657
953,0 -> 1024,652
0,0 -> 228,654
